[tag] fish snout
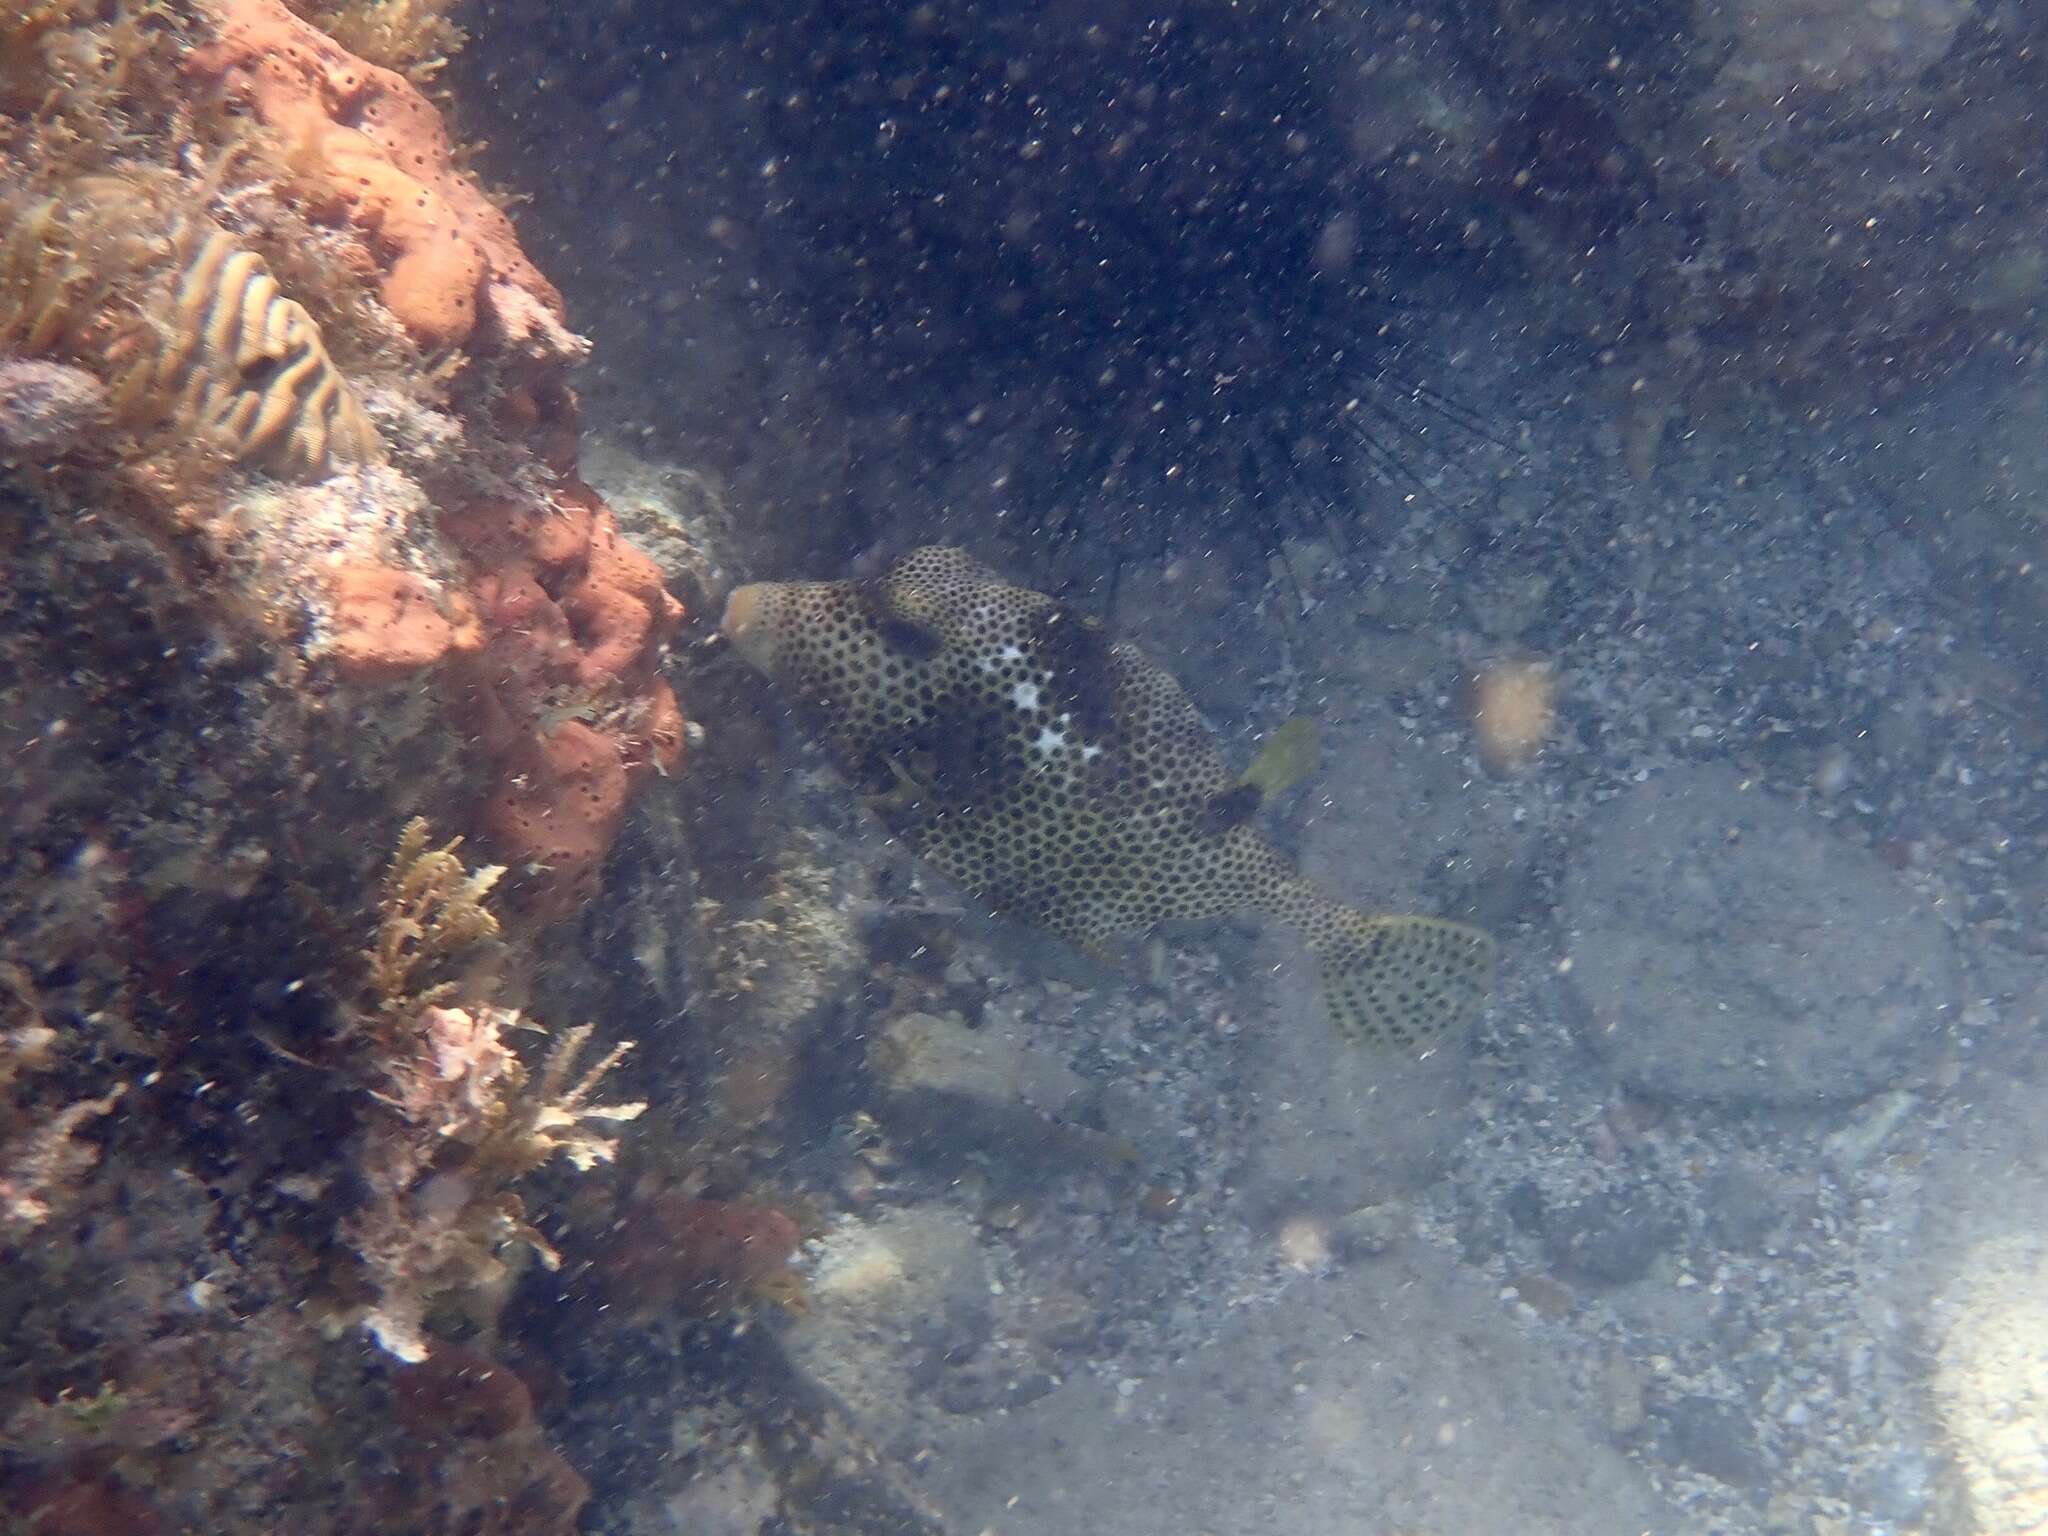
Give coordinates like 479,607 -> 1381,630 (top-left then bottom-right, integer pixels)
719,583 -> 778,672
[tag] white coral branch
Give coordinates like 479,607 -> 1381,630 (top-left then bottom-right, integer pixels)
0,1085 -> 125,1235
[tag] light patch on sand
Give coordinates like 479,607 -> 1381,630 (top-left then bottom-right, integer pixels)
1276,1215 -> 1333,1273
811,1227 -> 909,1302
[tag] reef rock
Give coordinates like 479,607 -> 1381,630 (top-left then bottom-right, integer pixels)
868,1009 -> 1095,1169
779,1207 -> 994,1456
923,1240 -> 1678,1535
1562,766 -> 1956,1107
1699,0 -> 1974,99
0,359 -> 105,461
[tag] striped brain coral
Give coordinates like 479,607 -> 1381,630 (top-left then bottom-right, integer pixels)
148,223 -> 383,477
0,181 -> 382,480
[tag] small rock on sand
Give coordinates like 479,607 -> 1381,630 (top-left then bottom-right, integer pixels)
1562,766 -> 1955,1107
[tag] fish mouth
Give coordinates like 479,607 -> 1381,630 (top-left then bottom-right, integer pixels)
719,583 -> 776,672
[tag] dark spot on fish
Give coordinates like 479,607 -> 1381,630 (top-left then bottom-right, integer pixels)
849,577 -> 946,660
885,708 -> 1016,809
877,612 -> 943,660
1030,605 -> 1118,738
1194,781 -> 1263,837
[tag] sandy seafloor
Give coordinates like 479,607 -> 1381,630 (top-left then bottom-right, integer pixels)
543,278 -> 2048,1536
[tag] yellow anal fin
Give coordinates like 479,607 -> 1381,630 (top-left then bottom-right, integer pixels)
1316,914 -> 1496,1052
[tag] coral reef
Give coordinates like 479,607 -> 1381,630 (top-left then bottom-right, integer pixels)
0,804 -> 631,1533
186,0 -> 557,350
2,0 -> 686,907
0,6 -> 696,1533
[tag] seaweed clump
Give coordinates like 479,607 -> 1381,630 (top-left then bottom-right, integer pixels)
0,963 -> 123,1241
591,1190 -> 806,1322
347,819 -> 645,1363
282,0 -> 468,81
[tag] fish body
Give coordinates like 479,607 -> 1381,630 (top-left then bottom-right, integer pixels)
721,546 -> 1493,1051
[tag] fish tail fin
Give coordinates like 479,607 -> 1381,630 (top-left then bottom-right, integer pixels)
1309,908 -> 1496,1052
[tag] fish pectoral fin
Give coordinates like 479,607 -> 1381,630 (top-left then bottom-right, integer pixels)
1072,935 -> 1120,971
862,754 -> 931,818
852,575 -> 947,659
1315,914 -> 1496,1053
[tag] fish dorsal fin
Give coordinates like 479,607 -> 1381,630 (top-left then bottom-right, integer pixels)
1241,717 -> 1321,800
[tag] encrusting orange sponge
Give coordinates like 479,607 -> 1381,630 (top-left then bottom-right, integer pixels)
185,0 -> 561,349
179,0 -> 687,909
558,483 -> 684,690
324,564 -> 485,683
